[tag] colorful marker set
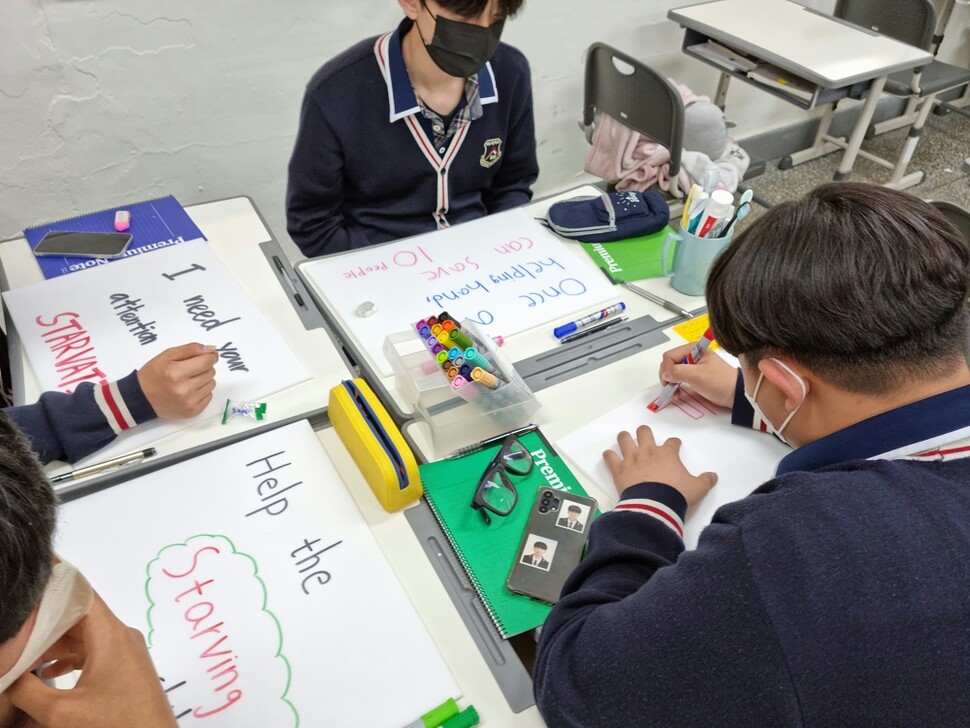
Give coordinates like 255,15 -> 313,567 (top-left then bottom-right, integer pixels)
413,312 -> 539,426
681,184 -> 737,239
414,312 -> 511,399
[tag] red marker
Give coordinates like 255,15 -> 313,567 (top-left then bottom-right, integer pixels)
648,328 -> 716,412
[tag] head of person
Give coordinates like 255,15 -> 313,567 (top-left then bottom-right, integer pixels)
707,182 -> 970,447
400,0 -> 525,77
0,413 -> 56,723
533,542 -> 547,556
567,505 -> 581,522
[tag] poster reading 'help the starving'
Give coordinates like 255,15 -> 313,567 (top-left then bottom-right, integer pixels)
56,421 -> 459,726
2,240 -> 309,462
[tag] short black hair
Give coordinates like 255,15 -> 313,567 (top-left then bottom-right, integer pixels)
534,541 -> 548,550
567,505 -> 581,513
435,0 -> 525,18
707,182 -> 970,394
0,413 -> 56,644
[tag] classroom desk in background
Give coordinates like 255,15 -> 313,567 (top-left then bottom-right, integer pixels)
0,196 -> 352,493
668,0 -> 932,183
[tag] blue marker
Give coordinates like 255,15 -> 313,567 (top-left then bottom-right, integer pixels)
448,346 -> 463,360
553,302 -> 626,339
463,347 -> 491,371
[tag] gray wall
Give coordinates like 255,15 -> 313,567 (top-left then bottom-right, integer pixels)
2,0 -> 967,255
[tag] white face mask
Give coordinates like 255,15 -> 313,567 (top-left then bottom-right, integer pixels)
744,358 -> 807,448
0,561 -> 93,694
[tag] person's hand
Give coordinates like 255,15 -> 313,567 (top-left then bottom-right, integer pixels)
603,425 -> 717,507
7,594 -> 178,728
137,343 -> 218,419
658,342 -> 737,409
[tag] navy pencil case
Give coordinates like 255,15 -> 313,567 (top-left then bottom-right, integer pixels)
546,191 -> 670,243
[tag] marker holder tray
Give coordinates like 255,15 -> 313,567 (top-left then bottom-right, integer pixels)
383,319 -> 540,448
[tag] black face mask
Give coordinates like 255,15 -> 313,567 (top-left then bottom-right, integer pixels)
417,10 -> 505,78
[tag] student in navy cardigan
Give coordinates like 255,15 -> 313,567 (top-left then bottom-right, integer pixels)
7,343 -> 217,464
286,0 -> 538,256
534,182 -> 970,727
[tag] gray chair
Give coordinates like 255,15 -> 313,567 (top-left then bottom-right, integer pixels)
582,42 -> 686,197
833,0 -> 970,189
930,200 -> 970,242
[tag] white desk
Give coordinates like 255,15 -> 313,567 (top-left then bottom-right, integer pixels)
0,196 -> 352,488
298,188 -> 702,720
669,0 -> 933,183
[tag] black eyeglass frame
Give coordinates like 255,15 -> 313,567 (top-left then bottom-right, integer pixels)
470,435 -> 533,525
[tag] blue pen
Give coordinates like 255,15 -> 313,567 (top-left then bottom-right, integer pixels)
553,302 -> 626,339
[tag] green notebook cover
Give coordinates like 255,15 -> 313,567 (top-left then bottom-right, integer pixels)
420,430 -> 597,638
580,225 -> 676,281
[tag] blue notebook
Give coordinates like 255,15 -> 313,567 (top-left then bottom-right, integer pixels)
23,195 -> 206,279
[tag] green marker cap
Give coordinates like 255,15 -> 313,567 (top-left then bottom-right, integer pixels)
422,697 -> 459,727
440,706 -> 479,728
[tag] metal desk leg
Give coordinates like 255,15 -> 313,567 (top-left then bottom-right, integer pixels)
779,102 -> 841,169
714,71 -> 731,110
885,93 -> 934,190
834,75 -> 887,181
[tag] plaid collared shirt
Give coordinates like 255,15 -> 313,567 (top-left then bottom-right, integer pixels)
415,73 -> 484,149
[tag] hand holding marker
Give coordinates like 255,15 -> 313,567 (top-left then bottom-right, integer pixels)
553,302 -> 626,339
649,328 -> 716,412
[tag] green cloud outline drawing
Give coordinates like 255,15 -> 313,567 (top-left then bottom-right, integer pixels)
145,534 -> 299,726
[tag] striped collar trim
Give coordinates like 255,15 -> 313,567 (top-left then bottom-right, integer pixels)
374,22 -> 498,124
896,435 -> 970,462
777,384 -> 970,474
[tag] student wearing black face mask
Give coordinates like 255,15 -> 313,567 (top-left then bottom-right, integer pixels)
286,0 -> 537,256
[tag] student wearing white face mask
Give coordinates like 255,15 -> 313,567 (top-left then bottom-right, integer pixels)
533,182 -> 970,727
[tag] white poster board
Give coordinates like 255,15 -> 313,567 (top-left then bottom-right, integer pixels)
56,421 -> 459,727
556,386 -> 790,548
3,241 -> 309,462
299,209 -> 618,377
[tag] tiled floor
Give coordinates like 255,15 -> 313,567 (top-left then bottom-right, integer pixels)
742,107 -> 970,219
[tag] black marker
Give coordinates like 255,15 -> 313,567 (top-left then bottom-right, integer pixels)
557,316 -> 628,344
272,255 -> 306,309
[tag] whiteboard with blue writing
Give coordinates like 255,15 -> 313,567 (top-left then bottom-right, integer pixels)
56,421 -> 459,726
2,241 -> 309,463
298,209 -> 619,377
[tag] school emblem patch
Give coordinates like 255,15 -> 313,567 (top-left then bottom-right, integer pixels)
480,138 -> 503,168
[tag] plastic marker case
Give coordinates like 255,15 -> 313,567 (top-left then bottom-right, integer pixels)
329,378 -> 422,512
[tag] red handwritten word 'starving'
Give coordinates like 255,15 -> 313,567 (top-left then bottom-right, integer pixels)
36,312 -> 106,393
161,545 -> 244,719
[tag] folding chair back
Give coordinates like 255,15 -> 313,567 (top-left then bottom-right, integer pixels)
834,0 -> 935,51
583,42 -> 685,186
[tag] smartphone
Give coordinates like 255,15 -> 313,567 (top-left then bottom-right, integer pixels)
506,489 -> 597,605
34,231 -> 134,259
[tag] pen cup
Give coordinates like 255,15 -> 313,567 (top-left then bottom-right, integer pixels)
661,225 -> 733,297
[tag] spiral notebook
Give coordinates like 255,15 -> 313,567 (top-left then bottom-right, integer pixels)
419,429 -> 595,638
23,195 -> 205,279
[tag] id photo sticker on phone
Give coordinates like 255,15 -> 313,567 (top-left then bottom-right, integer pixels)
556,502 -> 591,534
521,535 -> 558,571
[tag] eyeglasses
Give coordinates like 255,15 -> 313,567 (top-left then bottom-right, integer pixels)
471,436 -> 534,525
